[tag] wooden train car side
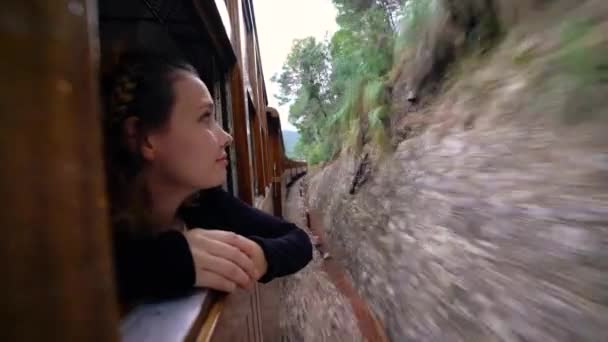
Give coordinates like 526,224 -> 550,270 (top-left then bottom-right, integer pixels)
2,0 -> 306,341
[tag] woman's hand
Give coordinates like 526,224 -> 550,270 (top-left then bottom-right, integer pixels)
249,243 -> 268,281
182,229 -> 264,292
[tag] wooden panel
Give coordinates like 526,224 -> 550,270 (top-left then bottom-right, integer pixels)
268,116 -> 283,218
257,106 -> 268,189
262,133 -> 270,188
225,0 -> 241,63
246,95 -> 258,197
210,285 -> 263,342
251,110 -> 265,196
0,0 -> 119,341
258,280 -> 281,341
253,280 -> 263,341
258,132 -> 265,191
237,0 -> 251,93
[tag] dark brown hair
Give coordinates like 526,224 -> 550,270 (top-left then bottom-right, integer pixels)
101,50 -> 197,235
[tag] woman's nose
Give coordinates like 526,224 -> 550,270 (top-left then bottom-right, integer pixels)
216,123 -> 233,147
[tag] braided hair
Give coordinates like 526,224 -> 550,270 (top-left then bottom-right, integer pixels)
101,50 -> 197,235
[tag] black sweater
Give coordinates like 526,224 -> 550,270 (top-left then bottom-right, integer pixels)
114,187 -> 313,303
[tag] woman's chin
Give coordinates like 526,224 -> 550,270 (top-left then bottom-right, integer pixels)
192,178 -> 224,191
193,168 -> 228,190
210,173 -> 228,188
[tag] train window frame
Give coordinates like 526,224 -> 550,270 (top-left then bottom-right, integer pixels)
242,0 -> 254,33
245,94 -> 259,197
97,0 -> 229,336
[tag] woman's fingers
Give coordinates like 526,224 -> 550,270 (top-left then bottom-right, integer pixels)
194,269 -> 237,293
203,230 -> 260,259
192,249 -> 252,288
204,238 -> 258,279
184,229 -> 262,290
185,229 -> 259,279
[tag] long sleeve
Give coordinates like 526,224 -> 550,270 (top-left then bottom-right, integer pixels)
182,188 -> 313,283
112,188 -> 313,304
113,229 -> 195,303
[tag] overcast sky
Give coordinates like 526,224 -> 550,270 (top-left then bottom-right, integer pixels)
253,0 -> 338,131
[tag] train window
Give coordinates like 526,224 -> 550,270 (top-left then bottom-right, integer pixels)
212,66 -> 238,196
97,0 -> 230,338
246,96 -> 259,196
252,107 -> 266,196
220,74 -> 240,197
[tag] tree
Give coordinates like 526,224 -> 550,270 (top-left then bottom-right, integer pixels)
271,37 -> 334,158
271,37 -> 332,117
333,0 -> 403,33
272,1 -> 407,163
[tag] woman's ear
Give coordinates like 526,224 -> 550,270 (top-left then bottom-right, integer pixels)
140,133 -> 156,161
122,116 -> 158,161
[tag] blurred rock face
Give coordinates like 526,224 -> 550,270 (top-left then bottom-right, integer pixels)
308,1 -> 608,341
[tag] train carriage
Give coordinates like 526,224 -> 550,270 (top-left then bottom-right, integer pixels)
1,0 -> 307,341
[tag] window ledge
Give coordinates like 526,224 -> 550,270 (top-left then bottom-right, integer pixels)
120,290 -> 217,342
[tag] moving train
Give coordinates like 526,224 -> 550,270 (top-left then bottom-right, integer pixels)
2,0 -> 307,340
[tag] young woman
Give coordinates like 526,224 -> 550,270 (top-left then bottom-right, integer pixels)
101,51 -> 312,304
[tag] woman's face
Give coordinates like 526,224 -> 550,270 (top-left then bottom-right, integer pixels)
144,71 -> 233,191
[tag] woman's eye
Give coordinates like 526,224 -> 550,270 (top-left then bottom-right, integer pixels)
199,112 -> 214,124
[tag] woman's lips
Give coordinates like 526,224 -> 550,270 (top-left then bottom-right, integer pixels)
216,155 -> 228,165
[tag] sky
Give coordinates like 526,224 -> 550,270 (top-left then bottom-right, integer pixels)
253,0 -> 338,131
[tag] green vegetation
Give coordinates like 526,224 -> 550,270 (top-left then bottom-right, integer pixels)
273,0 -> 407,163
556,18 -> 608,124
559,19 -> 606,85
273,0 -> 592,164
